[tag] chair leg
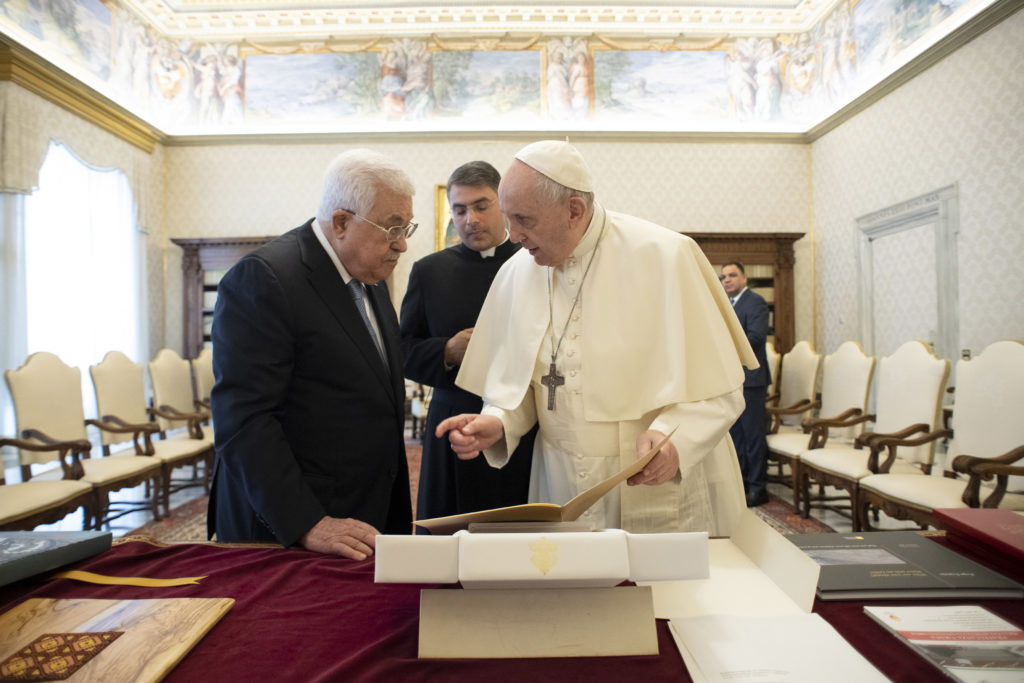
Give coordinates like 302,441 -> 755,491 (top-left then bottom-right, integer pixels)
163,465 -> 173,517
150,473 -> 162,521
852,493 -> 864,532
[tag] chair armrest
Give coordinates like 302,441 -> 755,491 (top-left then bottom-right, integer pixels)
85,416 -> 159,455
802,407 -> 863,433
951,445 -> 1024,507
148,405 -> 207,440
806,412 -> 876,449
853,422 -> 928,450
766,399 -> 818,434
869,428 -> 952,473
0,430 -> 89,480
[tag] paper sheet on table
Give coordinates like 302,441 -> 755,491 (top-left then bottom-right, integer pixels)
669,613 -> 887,683
415,427 -> 676,534
643,510 -> 820,619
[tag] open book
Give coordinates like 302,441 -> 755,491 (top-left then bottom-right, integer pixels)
414,428 -> 676,535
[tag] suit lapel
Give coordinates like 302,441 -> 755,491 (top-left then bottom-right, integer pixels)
365,282 -> 403,407
297,223 -> 396,398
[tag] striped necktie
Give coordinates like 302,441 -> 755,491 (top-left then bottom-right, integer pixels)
347,278 -> 388,368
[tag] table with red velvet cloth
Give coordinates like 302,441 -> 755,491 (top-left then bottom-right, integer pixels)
0,536 -> 1021,682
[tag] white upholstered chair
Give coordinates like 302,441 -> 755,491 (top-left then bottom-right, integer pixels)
3,352 -> 162,528
92,350 -> 213,516
796,340 -> 949,530
767,342 -> 875,508
764,341 -> 781,395
856,340 -> 1024,530
765,341 -> 821,492
190,347 -> 215,436
766,341 -> 821,429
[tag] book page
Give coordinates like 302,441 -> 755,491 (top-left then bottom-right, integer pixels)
415,427 -> 676,534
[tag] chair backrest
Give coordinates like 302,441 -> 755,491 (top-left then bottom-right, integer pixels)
90,350 -> 150,449
777,341 -> 821,426
148,348 -> 196,433
874,340 -> 950,466
819,341 -> 876,440
191,347 -> 214,405
4,352 -> 88,466
765,341 -> 781,389
948,340 -> 1024,488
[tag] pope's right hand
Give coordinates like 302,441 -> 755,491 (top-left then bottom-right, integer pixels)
435,414 -> 504,459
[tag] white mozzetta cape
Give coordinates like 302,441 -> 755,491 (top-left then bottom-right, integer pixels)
456,205 -> 757,421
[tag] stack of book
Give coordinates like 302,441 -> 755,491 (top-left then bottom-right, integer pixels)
933,508 -> 1024,584
788,530 -> 1024,600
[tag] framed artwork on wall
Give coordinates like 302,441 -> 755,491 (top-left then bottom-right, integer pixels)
434,184 -> 458,252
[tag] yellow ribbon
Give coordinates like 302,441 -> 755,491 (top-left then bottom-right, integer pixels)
52,570 -> 206,587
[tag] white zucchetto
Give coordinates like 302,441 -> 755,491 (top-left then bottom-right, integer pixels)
514,140 -> 594,192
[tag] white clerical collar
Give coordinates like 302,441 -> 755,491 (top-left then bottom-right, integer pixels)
476,232 -> 510,259
312,218 -> 356,284
561,204 -> 605,269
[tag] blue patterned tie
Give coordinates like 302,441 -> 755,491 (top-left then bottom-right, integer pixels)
347,278 -> 388,368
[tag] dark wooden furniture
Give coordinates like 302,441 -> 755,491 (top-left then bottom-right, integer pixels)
685,232 -> 804,354
171,237 -> 274,359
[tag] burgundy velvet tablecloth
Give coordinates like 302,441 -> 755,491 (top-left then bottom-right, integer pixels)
1,536 -> 1022,682
0,540 -> 687,682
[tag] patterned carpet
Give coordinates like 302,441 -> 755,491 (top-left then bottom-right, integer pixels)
122,440 -> 833,543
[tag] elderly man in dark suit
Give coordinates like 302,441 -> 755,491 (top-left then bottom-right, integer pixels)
208,149 -> 416,558
721,261 -> 772,507
400,161 -> 534,523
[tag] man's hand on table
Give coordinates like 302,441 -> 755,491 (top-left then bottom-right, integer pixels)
300,516 -> 380,560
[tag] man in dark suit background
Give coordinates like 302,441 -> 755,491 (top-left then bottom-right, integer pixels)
400,161 -> 534,522
721,261 -> 772,507
208,149 -> 416,558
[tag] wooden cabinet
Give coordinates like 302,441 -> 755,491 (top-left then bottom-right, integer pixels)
685,232 -> 805,354
171,237 -> 274,359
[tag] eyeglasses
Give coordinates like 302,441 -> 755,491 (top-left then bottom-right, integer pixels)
341,208 -> 418,241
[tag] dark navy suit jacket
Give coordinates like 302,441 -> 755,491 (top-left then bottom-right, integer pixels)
208,220 -> 411,545
732,289 -> 771,389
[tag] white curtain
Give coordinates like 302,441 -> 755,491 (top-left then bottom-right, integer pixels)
0,142 -> 146,477
0,193 -> 28,465
24,142 -> 144,369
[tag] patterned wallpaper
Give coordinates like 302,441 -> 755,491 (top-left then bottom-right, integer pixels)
870,226 -> 938,358
161,139 -> 814,354
811,7 -> 1024,363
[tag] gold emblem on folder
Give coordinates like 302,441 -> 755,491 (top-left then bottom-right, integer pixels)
529,536 -> 558,575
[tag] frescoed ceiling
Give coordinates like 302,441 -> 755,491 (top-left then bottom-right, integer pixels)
0,0 -> 1011,143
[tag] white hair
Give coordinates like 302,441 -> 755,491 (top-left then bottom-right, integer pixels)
531,169 -> 594,212
316,149 -> 415,225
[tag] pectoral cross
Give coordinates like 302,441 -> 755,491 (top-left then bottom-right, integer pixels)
540,362 -> 565,411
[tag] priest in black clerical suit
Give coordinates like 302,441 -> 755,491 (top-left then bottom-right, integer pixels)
208,150 -> 415,559
400,161 -> 535,522
721,261 -> 772,507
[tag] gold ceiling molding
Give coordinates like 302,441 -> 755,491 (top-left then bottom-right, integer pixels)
0,39 -> 162,153
242,37 -> 383,55
429,33 -> 542,51
592,34 -> 728,51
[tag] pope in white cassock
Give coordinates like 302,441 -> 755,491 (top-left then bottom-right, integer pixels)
435,141 -> 758,536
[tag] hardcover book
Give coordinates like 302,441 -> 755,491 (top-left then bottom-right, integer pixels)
415,429 -> 674,535
933,508 -> 1024,583
788,531 -> 1024,601
0,530 -> 112,588
865,605 -> 1024,682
